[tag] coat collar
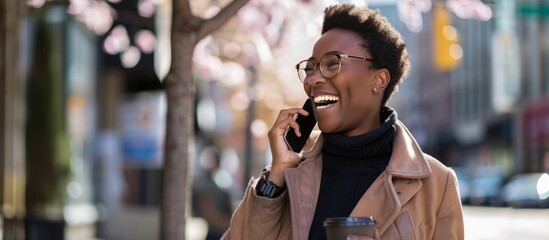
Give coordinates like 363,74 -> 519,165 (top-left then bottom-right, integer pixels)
301,120 -> 432,178
285,120 -> 432,238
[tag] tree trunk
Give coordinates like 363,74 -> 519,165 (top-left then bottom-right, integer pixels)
160,29 -> 197,240
160,0 -> 249,239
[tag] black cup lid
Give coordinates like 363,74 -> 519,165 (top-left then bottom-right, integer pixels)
323,217 -> 376,226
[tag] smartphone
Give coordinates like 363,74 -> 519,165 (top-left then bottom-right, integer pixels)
284,99 -> 317,152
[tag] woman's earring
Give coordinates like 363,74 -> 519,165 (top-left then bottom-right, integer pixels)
372,88 -> 377,93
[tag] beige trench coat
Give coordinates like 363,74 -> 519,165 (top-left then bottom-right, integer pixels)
222,121 -> 464,240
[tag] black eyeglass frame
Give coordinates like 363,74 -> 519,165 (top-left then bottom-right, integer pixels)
295,53 -> 375,84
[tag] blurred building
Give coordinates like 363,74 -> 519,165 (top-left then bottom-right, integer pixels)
385,0 -> 549,177
445,0 -> 549,176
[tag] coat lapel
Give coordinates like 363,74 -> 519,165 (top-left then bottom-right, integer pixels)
349,173 -> 424,234
285,131 -> 323,240
349,171 -> 400,234
349,121 -> 431,235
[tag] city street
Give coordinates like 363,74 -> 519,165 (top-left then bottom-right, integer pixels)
464,206 -> 549,239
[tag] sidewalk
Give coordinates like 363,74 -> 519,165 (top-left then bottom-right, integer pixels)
464,206 -> 549,239
100,206 -> 208,240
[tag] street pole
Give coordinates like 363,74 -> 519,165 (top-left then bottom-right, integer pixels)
1,0 -> 26,239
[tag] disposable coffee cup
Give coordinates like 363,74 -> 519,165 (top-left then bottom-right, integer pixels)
323,216 -> 376,240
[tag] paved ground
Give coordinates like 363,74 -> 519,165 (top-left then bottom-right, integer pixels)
464,206 -> 549,240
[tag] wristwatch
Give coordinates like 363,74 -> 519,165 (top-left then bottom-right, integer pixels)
255,169 -> 287,198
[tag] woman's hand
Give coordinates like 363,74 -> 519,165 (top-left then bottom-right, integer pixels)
346,229 -> 381,240
267,106 -> 311,186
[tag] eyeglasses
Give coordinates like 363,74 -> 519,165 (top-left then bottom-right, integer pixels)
295,53 -> 375,84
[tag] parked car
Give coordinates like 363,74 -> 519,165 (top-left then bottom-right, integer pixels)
468,166 -> 505,206
501,173 -> 549,208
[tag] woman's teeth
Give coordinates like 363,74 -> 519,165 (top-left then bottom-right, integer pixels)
317,104 -> 333,109
314,95 -> 339,109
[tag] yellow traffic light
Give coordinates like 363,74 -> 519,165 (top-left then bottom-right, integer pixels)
433,6 -> 462,71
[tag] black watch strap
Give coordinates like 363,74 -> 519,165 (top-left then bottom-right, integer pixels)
255,169 -> 287,198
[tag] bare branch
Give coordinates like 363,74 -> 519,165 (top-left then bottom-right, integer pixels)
197,0 -> 250,40
175,0 -> 192,20
172,0 -> 199,32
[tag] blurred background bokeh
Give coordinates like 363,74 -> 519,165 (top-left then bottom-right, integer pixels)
2,0 -> 549,239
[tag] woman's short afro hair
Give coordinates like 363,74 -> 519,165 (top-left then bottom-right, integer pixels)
322,4 -> 410,106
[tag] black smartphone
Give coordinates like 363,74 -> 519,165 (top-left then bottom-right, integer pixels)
284,99 -> 317,152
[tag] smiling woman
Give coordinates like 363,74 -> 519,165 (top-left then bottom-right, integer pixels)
222,3 -> 464,240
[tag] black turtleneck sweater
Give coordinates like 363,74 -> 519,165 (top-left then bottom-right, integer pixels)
308,107 -> 397,240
